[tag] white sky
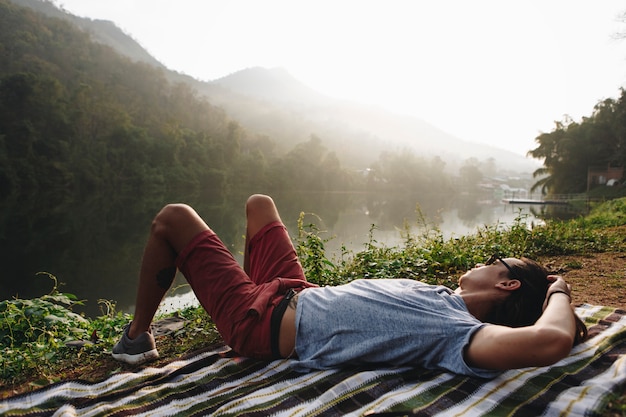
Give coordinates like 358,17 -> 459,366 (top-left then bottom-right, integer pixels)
53,0 -> 626,156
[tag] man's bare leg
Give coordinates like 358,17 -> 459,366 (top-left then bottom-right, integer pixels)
116,195 -> 283,364
243,194 -> 283,275
127,204 -> 210,339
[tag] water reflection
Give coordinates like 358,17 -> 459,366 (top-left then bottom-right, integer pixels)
0,189 -> 581,317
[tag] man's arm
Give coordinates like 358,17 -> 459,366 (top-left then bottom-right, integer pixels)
464,277 -> 577,370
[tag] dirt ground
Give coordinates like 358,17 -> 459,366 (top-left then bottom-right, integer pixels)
540,252 -> 626,308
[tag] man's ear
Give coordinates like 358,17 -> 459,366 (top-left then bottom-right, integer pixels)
496,280 -> 522,291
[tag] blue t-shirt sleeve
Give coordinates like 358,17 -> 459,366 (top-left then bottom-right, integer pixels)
442,322 -> 502,378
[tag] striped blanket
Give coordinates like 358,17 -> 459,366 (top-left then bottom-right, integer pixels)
1,304 -> 625,417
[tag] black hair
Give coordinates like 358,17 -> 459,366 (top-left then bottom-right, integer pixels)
484,257 -> 588,345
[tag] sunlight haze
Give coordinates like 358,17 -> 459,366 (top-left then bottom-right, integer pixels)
53,0 -> 626,156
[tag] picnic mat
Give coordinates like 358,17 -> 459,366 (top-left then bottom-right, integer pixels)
1,304 -> 625,417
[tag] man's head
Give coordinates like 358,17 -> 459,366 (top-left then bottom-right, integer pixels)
475,255 -> 588,344
481,256 -> 550,328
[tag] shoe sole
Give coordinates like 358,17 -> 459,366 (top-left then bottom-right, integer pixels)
112,349 -> 159,365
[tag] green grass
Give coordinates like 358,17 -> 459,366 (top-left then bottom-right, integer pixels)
1,197 -> 625,409
299,198 -> 626,287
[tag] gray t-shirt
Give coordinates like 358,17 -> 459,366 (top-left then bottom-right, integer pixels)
294,279 -> 500,378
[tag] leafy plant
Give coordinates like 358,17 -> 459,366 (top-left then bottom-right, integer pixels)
0,273 -> 90,382
295,211 -> 344,286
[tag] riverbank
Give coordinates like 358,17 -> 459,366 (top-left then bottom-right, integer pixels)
1,198 -> 625,414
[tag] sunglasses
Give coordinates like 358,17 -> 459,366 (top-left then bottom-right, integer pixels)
485,254 -> 541,296
485,254 -> 519,279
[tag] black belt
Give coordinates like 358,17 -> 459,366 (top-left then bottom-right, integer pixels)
270,288 -> 297,359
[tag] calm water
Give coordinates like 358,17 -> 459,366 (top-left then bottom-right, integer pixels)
0,188 -> 576,317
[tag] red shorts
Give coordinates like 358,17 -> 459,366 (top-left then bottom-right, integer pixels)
175,221 -> 314,358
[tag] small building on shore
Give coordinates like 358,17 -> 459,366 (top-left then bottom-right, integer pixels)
587,165 -> 623,191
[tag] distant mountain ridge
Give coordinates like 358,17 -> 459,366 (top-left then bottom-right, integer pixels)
12,0 -> 540,173
208,67 -> 538,172
214,67 -> 328,106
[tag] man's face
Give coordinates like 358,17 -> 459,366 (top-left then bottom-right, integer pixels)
457,257 -> 524,292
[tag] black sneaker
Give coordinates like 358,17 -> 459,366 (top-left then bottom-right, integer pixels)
112,324 -> 159,365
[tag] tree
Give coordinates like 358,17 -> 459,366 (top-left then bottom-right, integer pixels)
458,158 -> 483,190
528,91 -> 626,195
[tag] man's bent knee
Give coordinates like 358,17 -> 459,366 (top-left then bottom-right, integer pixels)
152,204 -> 194,234
245,195 -> 282,242
246,194 -> 275,212
151,204 -> 210,252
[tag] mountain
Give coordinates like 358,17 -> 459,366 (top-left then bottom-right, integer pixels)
207,67 -> 539,173
11,0 -> 539,174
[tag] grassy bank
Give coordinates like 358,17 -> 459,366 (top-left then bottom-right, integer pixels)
2,198 -> 625,411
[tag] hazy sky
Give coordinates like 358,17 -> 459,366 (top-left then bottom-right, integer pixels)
52,0 -> 626,156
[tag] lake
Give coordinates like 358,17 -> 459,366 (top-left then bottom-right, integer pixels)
0,188 -> 578,317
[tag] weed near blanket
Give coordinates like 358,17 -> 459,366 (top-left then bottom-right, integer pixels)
1,198 -> 625,415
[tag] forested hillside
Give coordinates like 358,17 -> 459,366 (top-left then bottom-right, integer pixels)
1,0 -> 221,193
0,0 -> 475,197
0,0 -> 355,195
